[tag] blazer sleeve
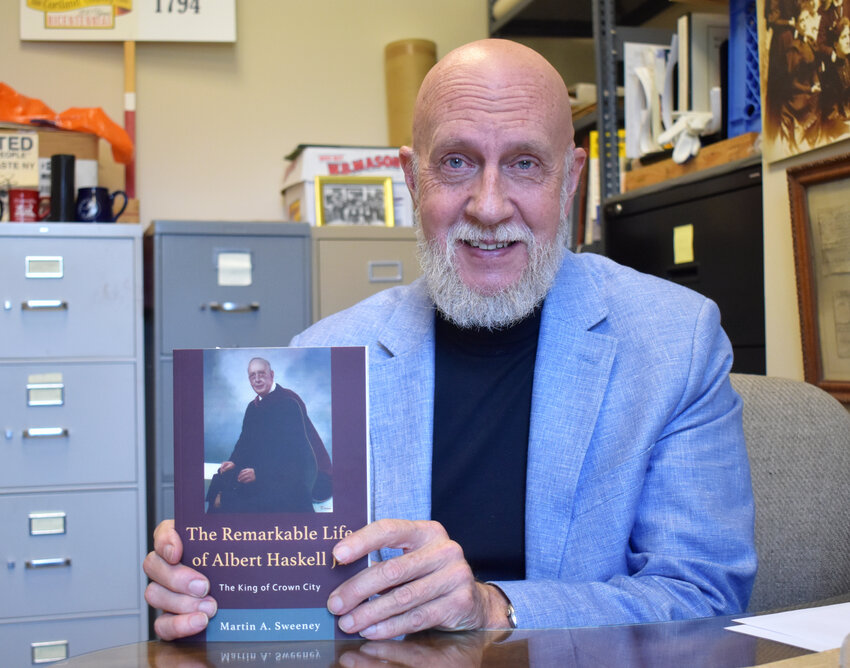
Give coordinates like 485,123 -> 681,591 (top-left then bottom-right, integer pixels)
494,299 -> 757,628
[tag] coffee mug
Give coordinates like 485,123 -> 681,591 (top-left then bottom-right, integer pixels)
75,187 -> 127,223
9,188 -> 50,222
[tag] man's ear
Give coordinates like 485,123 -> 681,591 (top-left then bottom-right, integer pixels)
564,147 -> 588,215
399,146 -> 417,198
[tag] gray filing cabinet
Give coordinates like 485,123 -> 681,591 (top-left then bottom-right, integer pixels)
0,223 -> 148,664
144,221 -> 312,526
311,225 -> 420,322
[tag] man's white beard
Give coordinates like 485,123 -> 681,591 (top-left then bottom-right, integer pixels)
416,213 -> 569,330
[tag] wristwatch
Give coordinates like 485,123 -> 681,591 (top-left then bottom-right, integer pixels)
505,601 -> 518,629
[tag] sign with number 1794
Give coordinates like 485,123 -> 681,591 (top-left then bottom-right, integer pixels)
20,0 -> 236,42
156,0 -> 200,14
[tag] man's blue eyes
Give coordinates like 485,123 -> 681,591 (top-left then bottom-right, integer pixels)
445,158 -> 535,169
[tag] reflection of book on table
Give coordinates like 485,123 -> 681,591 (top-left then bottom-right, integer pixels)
173,345 -> 369,641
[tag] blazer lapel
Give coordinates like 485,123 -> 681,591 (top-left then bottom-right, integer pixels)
368,283 -> 436,546
526,255 -> 617,579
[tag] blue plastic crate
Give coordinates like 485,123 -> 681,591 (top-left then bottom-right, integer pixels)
728,0 -> 761,136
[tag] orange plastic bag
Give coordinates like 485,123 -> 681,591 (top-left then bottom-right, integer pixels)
0,82 -> 134,165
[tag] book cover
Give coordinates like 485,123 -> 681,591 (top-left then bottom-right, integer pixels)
173,346 -> 369,641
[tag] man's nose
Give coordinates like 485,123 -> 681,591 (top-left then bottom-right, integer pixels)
464,166 -> 513,226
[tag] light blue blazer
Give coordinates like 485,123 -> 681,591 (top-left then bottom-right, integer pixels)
291,251 -> 756,628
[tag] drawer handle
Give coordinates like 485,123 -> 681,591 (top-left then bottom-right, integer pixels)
368,260 -> 403,283
22,300 -> 68,311
204,301 -> 260,313
26,557 -> 71,569
31,640 -> 69,664
23,427 -> 69,439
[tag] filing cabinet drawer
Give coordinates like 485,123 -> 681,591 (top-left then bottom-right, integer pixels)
160,483 -> 175,522
0,236 -> 136,359
0,489 -> 141,619
157,358 -> 174,482
158,232 -> 310,351
0,362 -> 138,488
314,235 -> 419,320
0,613 -> 142,665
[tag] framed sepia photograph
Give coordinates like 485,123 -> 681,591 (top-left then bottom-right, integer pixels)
787,153 -> 850,402
759,0 -> 850,163
314,175 -> 395,227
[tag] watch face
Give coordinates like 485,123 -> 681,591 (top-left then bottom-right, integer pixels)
507,603 -> 518,628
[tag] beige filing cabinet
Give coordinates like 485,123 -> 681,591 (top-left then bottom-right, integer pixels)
311,225 -> 420,321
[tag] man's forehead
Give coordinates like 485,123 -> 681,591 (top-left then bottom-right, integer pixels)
422,105 -> 567,162
415,68 -> 571,157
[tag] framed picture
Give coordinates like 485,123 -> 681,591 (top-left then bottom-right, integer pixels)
314,175 -> 394,227
759,0 -> 850,163
787,153 -> 850,403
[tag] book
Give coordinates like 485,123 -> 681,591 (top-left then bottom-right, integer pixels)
173,346 -> 369,641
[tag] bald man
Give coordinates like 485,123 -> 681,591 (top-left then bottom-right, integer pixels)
145,39 -> 755,640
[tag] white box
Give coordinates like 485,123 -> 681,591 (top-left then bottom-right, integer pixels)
282,144 -> 413,226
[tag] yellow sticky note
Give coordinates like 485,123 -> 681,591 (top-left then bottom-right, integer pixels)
673,224 -> 694,265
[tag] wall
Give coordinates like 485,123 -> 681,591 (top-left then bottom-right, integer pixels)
1,0 -> 487,223
4,0 -> 839,385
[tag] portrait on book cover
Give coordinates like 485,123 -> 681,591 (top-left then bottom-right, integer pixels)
201,348 -> 334,514
760,0 -> 850,162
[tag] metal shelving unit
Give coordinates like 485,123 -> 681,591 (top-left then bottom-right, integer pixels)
489,0 -> 674,252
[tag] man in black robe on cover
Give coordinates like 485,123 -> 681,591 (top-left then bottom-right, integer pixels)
207,357 -> 332,513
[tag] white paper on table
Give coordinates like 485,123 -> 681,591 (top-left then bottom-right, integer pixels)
725,602 -> 850,652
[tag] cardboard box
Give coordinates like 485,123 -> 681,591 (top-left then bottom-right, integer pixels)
282,144 -> 413,226
1,123 -> 99,221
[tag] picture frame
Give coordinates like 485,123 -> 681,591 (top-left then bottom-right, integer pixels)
786,153 -> 850,403
759,0 -> 850,163
314,175 -> 394,227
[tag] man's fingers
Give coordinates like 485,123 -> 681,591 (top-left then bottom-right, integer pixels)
144,581 -> 217,617
333,519 -> 446,565
348,595 -> 461,640
152,519 -> 181,564
330,526 -> 462,613
152,611 -> 210,642
334,562 -> 469,636
143,550 -> 210,599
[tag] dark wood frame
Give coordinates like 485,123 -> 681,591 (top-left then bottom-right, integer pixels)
786,153 -> 850,403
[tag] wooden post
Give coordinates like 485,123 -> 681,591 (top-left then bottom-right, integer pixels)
124,41 -> 136,199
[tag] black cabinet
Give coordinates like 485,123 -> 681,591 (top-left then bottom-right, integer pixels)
604,159 -> 765,374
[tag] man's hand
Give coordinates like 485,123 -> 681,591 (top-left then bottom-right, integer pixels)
326,519 -> 511,640
237,467 -> 256,484
143,520 -> 218,640
219,461 -> 235,473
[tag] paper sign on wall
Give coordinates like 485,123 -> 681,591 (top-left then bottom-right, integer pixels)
0,131 -> 39,188
20,0 -> 236,43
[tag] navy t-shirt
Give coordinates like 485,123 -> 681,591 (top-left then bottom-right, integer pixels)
431,308 -> 542,582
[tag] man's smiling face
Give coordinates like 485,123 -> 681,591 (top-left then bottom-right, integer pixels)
400,40 -> 585,327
